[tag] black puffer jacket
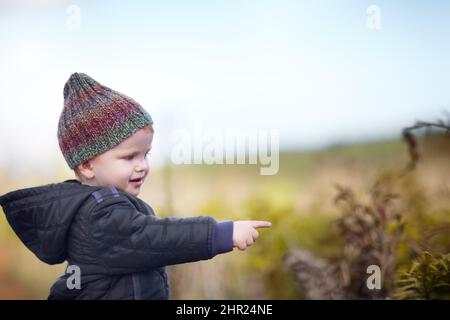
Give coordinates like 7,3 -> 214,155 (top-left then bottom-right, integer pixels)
0,179 -> 233,299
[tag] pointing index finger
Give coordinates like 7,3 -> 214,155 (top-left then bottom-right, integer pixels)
251,221 -> 272,228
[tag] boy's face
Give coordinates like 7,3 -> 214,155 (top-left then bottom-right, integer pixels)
78,125 -> 153,197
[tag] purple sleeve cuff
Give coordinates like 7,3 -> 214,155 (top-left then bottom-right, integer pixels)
211,220 -> 234,256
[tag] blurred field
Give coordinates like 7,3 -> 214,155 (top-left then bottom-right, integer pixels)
1,134 -> 449,299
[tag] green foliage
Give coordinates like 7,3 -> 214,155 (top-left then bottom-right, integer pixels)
394,252 -> 450,299
241,190 -> 341,299
194,185 -> 342,299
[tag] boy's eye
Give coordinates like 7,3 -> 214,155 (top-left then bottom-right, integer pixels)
123,152 -> 149,160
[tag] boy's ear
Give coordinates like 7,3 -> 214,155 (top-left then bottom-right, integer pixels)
76,160 -> 95,180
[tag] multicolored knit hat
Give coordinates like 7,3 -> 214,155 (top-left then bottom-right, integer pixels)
58,73 -> 153,169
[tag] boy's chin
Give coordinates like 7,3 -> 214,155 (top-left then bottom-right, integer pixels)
126,188 -> 140,197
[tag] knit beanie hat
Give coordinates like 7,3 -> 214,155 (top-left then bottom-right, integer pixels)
58,73 -> 153,169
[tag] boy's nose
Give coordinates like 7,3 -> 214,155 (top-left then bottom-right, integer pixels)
135,158 -> 149,172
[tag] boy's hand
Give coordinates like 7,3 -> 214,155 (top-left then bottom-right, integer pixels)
233,221 -> 272,251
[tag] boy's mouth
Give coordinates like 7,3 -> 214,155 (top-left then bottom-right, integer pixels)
129,177 -> 144,187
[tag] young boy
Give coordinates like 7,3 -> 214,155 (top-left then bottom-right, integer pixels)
0,73 -> 271,300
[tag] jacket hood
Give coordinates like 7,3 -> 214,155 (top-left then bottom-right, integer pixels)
0,179 -> 101,264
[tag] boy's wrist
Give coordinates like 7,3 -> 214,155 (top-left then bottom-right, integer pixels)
211,220 -> 234,256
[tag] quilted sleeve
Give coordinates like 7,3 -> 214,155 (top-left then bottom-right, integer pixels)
87,188 -> 233,274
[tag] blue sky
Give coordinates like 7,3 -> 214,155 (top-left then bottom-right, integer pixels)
1,0 -> 450,176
